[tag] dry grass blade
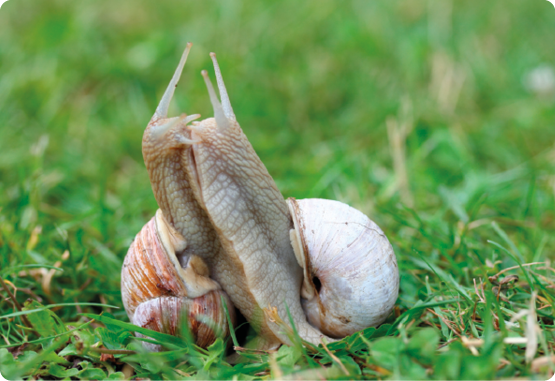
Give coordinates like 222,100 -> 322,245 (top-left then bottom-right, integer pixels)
0,274 -> 38,337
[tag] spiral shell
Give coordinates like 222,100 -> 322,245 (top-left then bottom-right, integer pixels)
287,198 -> 399,338
121,210 -> 235,350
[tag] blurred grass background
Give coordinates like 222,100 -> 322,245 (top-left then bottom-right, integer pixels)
1,0 -> 555,379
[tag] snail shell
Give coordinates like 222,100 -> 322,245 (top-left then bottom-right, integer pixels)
121,210 -> 235,350
287,198 -> 399,338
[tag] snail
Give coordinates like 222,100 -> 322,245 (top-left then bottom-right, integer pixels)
121,43 -> 236,350
121,44 -> 399,350
186,49 -> 399,345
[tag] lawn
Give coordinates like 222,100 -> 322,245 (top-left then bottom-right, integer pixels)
1,0 -> 554,379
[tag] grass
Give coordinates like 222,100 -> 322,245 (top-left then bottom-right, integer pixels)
1,0 -> 554,379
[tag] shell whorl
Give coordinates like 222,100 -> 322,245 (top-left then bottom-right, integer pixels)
288,198 -> 399,338
120,212 -> 235,349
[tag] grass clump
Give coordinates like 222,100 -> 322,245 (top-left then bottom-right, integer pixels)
1,0 -> 554,379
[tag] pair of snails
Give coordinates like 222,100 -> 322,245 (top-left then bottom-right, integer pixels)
120,43 -> 399,351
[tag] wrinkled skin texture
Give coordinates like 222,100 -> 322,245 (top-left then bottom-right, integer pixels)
142,119 -> 220,268
190,117 -> 332,346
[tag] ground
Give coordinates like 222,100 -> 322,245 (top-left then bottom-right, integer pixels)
0,1 -> 554,379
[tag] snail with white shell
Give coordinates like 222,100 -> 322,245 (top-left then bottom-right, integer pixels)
120,43 -> 399,350
288,198 -> 398,338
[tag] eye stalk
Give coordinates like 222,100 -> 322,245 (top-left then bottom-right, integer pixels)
210,52 -> 235,120
201,69 -> 230,131
153,42 -> 193,121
